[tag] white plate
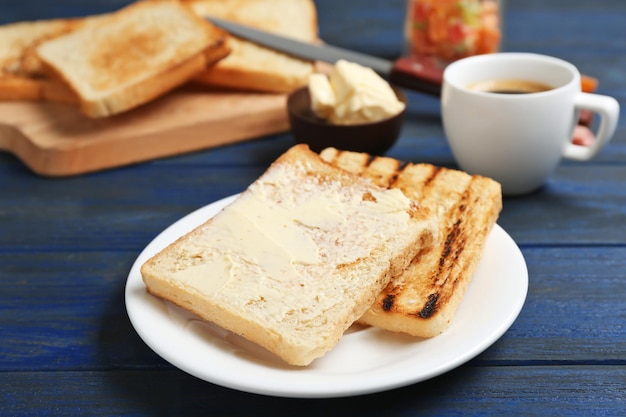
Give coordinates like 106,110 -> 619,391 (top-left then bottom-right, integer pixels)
125,194 -> 528,398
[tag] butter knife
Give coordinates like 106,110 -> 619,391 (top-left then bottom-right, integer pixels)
205,16 -> 443,96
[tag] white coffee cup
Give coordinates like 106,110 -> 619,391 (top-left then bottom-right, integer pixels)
441,52 -> 619,195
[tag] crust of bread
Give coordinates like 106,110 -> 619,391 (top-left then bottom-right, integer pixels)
319,147 -> 502,338
141,144 -> 437,365
0,74 -> 77,103
71,44 -> 229,118
0,17 -> 85,102
35,1 -> 230,118
186,0 -> 318,93
193,38 -> 314,93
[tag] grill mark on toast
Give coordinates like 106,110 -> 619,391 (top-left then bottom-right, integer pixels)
387,163 -> 410,190
365,164 -> 476,320
418,294 -> 440,318
363,156 -> 404,188
423,165 -> 442,187
382,294 -> 395,311
418,181 -> 473,317
379,244 -> 432,312
367,164 -> 449,316
320,148 -> 406,188
385,171 -> 473,320
393,164 -> 442,198
440,219 -> 462,268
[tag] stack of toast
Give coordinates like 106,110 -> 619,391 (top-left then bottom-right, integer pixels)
141,145 -> 502,366
0,0 -> 318,117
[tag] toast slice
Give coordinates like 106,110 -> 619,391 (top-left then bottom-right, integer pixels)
35,1 -> 230,118
141,145 -> 437,366
185,0 -> 318,93
0,17 -> 81,102
320,147 -> 502,338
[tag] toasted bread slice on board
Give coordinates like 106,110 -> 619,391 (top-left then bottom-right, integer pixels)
0,17 -> 82,102
320,147 -> 502,338
185,0 -> 318,93
35,1 -> 230,118
141,145 -> 437,366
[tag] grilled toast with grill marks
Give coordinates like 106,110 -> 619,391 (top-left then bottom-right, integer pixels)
319,147 -> 502,338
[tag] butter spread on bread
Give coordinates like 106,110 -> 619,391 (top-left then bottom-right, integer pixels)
35,1 -> 230,118
320,147 -> 502,338
141,144 -> 437,366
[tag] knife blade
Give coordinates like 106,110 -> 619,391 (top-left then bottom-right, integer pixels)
205,16 -> 443,96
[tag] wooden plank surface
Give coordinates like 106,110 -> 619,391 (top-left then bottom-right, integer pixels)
1,367 -> 625,416
1,0 -> 626,416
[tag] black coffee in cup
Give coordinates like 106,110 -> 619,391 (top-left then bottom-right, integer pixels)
468,79 -> 554,94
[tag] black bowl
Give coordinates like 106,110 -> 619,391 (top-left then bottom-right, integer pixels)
286,86 -> 407,155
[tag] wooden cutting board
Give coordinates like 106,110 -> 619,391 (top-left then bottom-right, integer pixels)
0,85 -> 289,176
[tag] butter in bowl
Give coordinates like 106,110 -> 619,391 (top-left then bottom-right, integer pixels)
287,60 -> 407,154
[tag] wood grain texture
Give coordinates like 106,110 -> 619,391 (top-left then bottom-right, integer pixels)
1,0 -> 625,415
1,367 -> 625,416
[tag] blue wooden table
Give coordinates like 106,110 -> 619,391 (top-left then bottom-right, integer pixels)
1,0 -> 625,415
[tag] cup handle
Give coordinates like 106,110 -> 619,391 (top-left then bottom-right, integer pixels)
563,92 -> 620,160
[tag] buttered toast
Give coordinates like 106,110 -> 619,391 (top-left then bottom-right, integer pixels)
320,147 -> 502,338
141,145 -> 437,366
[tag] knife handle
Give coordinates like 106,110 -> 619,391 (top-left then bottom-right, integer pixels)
389,56 -> 444,97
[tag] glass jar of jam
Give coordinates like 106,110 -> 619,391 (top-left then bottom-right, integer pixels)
405,0 -> 502,65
